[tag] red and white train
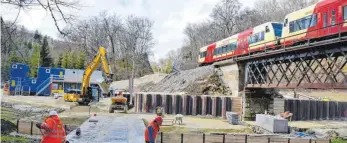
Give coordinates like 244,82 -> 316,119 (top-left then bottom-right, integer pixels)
198,0 -> 347,65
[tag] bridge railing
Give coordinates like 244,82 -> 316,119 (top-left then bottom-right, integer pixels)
234,21 -> 347,61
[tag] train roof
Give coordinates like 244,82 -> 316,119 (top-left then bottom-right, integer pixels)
200,46 -> 208,52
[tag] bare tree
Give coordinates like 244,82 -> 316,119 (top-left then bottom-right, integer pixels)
118,15 -> 154,98
1,0 -> 80,36
210,0 -> 241,38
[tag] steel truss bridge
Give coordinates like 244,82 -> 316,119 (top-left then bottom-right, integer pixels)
235,22 -> 347,89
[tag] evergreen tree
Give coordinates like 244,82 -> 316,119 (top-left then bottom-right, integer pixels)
67,53 -> 74,69
40,36 -> 53,67
29,44 -> 40,77
56,53 -> 63,68
26,42 -> 33,50
165,60 -> 173,74
34,30 -> 42,43
77,51 -> 86,69
61,52 -> 69,68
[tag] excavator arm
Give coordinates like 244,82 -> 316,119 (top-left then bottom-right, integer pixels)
80,47 -> 113,104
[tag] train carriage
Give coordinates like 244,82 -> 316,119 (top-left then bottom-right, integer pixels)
198,22 -> 283,65
282,0 -> 347,46
248,22 -> 283,52
198,46 -> 208,65
213,34 -> 239,61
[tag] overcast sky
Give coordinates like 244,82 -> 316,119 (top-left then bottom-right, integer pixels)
1,0 -> 256,61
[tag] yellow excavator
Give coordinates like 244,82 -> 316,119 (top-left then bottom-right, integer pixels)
64,47 -> 127,108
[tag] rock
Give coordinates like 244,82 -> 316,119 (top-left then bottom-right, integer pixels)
140,66 -> 230,95
326,130 -> 339,138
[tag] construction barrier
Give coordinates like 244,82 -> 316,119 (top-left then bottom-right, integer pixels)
156,132 -> 331,143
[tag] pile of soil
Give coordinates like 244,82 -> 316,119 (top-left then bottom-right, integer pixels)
139,66 -> 230,95
1,119 -> 16,135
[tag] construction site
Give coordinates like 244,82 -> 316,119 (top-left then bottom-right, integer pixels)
2,0 -> 347,142
2,57 -> 347,142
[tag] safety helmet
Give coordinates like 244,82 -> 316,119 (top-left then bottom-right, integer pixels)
49,110 -> 58,116
154,116 -> 163,122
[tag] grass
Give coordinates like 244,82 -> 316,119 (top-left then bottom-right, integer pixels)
1,107 -> 18,124
332,138 -> 347,143
60,116 -> 89,125
0,136 -> 28,143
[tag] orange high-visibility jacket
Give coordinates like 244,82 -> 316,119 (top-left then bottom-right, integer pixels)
144,120 -> 159,142
40,115 -> 66,143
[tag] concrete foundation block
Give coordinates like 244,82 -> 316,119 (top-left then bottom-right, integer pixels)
255,114 -> 288,133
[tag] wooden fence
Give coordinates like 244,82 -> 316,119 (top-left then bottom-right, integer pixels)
16,119 -> 79,135
156,133 -> 331,143
274,98 -> 347,121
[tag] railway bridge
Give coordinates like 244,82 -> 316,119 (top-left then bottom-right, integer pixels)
135,23 -> 347,121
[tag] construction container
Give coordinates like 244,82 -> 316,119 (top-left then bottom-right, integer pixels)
10,63 -> 30,78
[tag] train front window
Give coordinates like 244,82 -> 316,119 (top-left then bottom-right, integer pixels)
272,23 -> 283,37
344,6 -> 347,20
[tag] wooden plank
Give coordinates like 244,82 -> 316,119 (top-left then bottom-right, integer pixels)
289,139 -> 310,143
247,136 -> 268,143
18,120 -> 31,135
161,133 -> 181,143
225,134 -> 246,143
183,134 -> 202,143
205,134 -> 224,143
312,139 -> 330,143
269,137 -> 288,143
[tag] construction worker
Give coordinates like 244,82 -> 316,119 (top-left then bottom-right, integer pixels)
144,116 -> 163,143
36,110 -> 66,143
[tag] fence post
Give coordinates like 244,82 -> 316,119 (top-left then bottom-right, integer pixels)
268,137 -> 270,143
161,132 -> 163,143
181,133 -> 183,143
245,135 -> 248,143
287,138 -> 290,143
17,119 -> 19,133
309,139 -> 311,143
30,121 -> 33,135
223,134 -> 225,143
203,133 -> 205,143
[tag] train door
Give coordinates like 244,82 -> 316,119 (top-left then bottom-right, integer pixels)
205,44 -> 216,63
342,4 -> 347,32
329,7 -> 339,35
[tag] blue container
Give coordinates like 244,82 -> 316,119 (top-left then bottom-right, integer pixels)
10,63 -> 30,78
